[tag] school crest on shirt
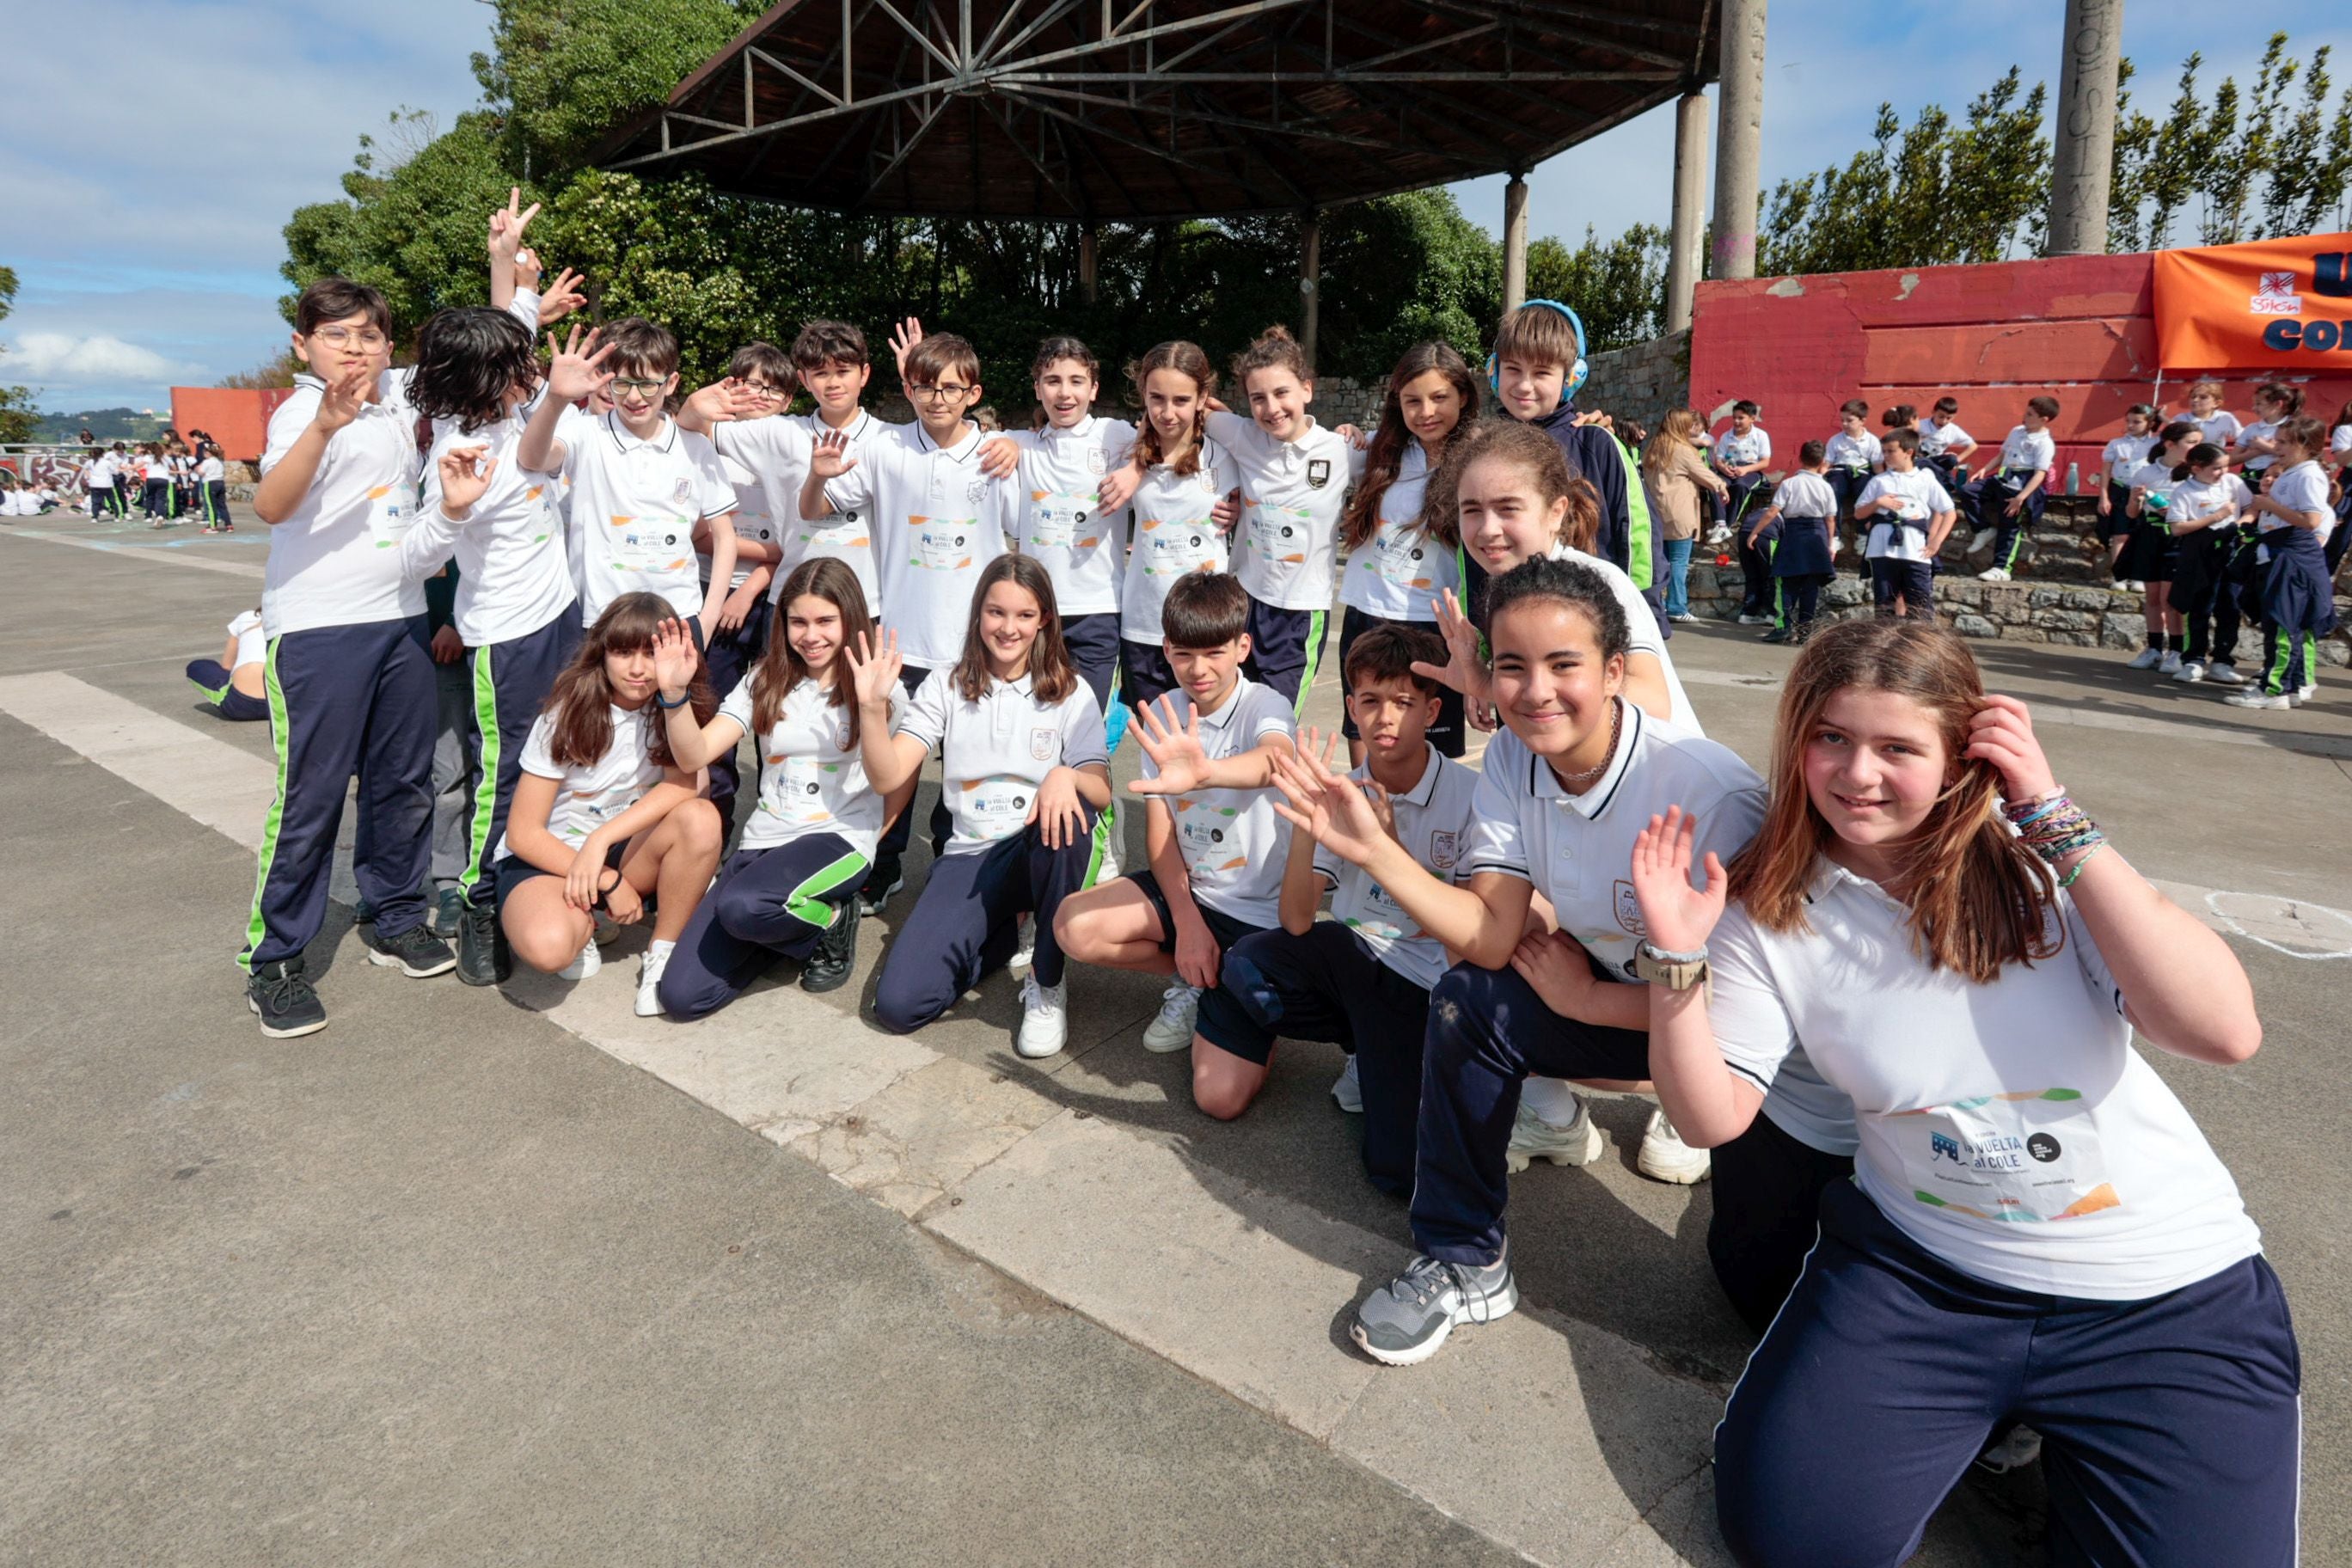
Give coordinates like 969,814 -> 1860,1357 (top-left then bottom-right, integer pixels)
1614,879 -> 1647,936
672,477 -> 694,506
965,477 -> 989,505
1029,725 -> 1058,762
1087,447 -> 1107,476
1307,459 -> 1332,489
1428,830 -> 1461,870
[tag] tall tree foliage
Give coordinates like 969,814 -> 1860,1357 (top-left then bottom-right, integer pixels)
1526,225 -> 1668,352
0,266 -> 40,444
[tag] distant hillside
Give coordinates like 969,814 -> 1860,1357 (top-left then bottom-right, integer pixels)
33,407 -> 172,444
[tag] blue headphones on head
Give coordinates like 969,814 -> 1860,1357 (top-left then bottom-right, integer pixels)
1487,298 -> 1589,410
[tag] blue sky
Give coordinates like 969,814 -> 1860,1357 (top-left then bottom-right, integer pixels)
4,1 -> 2348,410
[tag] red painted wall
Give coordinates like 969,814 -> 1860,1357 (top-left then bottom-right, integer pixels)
1687,251 -> 2352,483
169,387 -> 297,464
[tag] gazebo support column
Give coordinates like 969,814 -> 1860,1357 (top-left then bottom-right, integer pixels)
1666,89 -> 1708,331
1502,173 -> 1530,311
1300,211 -> 1322,370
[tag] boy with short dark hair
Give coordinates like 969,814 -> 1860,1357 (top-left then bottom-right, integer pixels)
1968,394 -> 2057,582
1190,623 -> 1480,1196
1917,395 -> 1977,494
1712,401 -> 1774,622
1856,428 -> 1957,621
1822,399 -> 1881,560
1053,572 -> 1297,1055
240,277 -> 456,1037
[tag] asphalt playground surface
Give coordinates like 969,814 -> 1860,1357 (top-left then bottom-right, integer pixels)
2,511 -> 2344,1565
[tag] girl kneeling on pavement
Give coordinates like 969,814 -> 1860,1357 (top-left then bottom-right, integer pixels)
652,559 -> 885,1016
861,554 -> 1112,1056
493,591 -> 726,1016
1629,617 -> 2297,1566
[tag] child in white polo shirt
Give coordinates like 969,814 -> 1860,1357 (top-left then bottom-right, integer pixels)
804,329 -> 1017,916
1113,340 -> 1243,715
1856,429 -> 1956,620
1630,617 -> 2294,1563
1712,401 -> 1773,622
2096,404 -> 2159,581
2179,378 -> 2243,450
187,605 -> 268,721
1748,438 -> 1838,645
1193,625 -> 1479,1197
1967,394 -> 2057,581
517,318 -> 738,636
1822,398 -> 1881,560
240,278 -> 456,1038
1054,572 -> 1297,1056
858,554 -> 1112,1057
195,440 -> 232,531
2229,415 -> 2340,709
2231,381 -> 2300,481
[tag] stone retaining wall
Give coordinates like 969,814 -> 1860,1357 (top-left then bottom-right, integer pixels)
1577,331 -> 1692,434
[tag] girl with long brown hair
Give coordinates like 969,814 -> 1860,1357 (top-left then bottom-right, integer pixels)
1640,407 -> 1728,621
1112,340 -> 1243,713
646,559 -> 885,1014
1334,342 -> 1478,763
850,554 -> 1112,1057
492,591 -> 725,1016
1628,617 -> 2293,1565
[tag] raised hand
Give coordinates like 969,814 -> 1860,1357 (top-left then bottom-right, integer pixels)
313,361 -> 376,435
488,186 -> 541,261
513,245 -> 544,291
809,427 -> 858,481
1629,805 -> 1727,955
536,266 -> 587,326
651,617 -> 700,700
1412,589 -> 1491,709
546,325 -> 616,404
1266,742 -> 1388,867
843,628 -> 903,711
436,444 -> 496,518
890,316 -> 924,380
1126,695 -> 1214,796
1963,692 -> 2058,805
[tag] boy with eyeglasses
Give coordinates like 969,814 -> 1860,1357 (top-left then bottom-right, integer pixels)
240,278 -> 457,1038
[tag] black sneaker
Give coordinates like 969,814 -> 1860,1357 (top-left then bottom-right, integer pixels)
455,899 -> 509,987
1760,626 -> 1791,645
430,885 -> 467,939
248,958 -> 328,1038
858,857 -> 905,916
364,921 -> 457,977
352,897 -> 377,925
800,897 -> 861,993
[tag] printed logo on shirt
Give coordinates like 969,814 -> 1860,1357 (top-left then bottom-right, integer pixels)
909,516 -> 976,571
1307,458 -> 1332,490
1428,830 -> 1460,870
672,477 -> 694,505
1087,447 -> 1107,476
1613,879 -> 1646,936
1029,725 -> 1058,763
965,477 -> 989,505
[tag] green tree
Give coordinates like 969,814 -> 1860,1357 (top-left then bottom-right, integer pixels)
0,266 -> 41,444
1525,224 -> 1666,352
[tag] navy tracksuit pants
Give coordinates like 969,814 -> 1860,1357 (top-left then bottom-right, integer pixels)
458,609 -> 582,910
872,812 -> 1102,1034
874,662 -> 944,870
698,597 -> 768,832
1707,1112 -> 1853,1332
239,615 -> 438,968
1724,475 -> 1772,614
1241,597 -> 1329,714
1970,471 -> 2045,572
657,833 -> 869,1019
1196,921 -> 1433,1196
1716,1179 -> 2301,1568
185,659 -> 267,722
200,479 -> 233,528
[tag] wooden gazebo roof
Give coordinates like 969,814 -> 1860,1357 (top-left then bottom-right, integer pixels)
593,1 -> 1720,220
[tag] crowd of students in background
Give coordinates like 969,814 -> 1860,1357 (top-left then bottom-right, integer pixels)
62,432 -> 236,531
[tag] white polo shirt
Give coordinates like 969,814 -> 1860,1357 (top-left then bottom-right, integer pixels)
705,455 -> 776,594
228,609 -> 266,670
257,374 -> 427,638
714,409 -> 887,612
2167,473 -> 2251,533
2235,418 -> 2278,473
562,412 -> 737,625
1008,414 -> 1137,616
2257,459 -> 2335,563
1918,419 -> 1974,459
2190,409 -> 2243,447
1714,426 -> 1770,469
1708,862 -> 2260,1299
407,407 -> 577,646
1340,444 -> 1459,622
895,666 -> 1108,856
2100,434 -> 2155,481
1540,544 -> 1703,736
198,455 -> 224,483
1313,743 -> 1480,989
824,421 -> 1013,671
1859,469 -> 1954,562
495,704 -> 664,861
1120,438 -> 1240,645
1206,411 -> 1366,611
1822,431 -> 1881,472
1141,671 -> 1295,927
720,671 -> 885,861
1995,426 -> 2055,478
1769,471 -> 1838,519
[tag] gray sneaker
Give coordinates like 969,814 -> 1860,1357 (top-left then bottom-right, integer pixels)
1351,1250 -> 1518,1367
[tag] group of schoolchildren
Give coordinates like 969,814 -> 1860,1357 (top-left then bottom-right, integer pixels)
217,185 -> 2301,1560
78,434 -> 236,530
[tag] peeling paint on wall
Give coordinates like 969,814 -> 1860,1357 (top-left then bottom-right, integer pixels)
1896,273 -> 1921,300
1767,278 -> 1806,297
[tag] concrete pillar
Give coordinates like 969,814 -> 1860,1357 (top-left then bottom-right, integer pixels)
1666,90 -> 1709,332
1300,211 -> 1322,370
1078,224 -> 1099,304
1711,0 -> 1767,281
1502,174 -> 1530,310
2047,0 -> 2123,256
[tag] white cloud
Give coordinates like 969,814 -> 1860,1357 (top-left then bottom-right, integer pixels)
5,333 -> 192,386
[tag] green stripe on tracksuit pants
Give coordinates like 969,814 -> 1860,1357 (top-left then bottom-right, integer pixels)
657,834 -> 871,1019
238,615 -> 438,970
457,608 -> 584,910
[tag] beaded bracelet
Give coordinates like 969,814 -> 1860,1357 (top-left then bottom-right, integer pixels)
2000,788 -> 2108,867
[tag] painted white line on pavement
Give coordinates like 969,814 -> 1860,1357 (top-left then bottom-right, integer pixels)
0,671 -> 273,849
0,525 -> 267,579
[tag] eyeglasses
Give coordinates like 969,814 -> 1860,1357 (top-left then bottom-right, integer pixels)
736,382 -> 789,401
612,377 -> 669,396
312,326 -> 388,349
907,383 -> 973,403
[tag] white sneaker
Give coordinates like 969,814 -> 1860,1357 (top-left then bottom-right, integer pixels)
1142,983 -> 1202,1052
2125,646 -> 2163,670
1736,613 -> 1770,626
2224,689 -> 2290,709
2204,661 -> 2245,685
2126,579 -> 2146,591
557,939 -> 602,980
1331,1053 -> 1363,1113
1017,974 -> 1067,1058
1969,527 -> 1996,553
2171,659 -> 2203,683
1671,611 -> 1701,625
1978,567 -> 2012,583
1008,915 -> 1035,972
1504,1095 -> 1603,1174
1636,1108 -> 1712,1185
634,940 -> 673,1017
2292,683 -> 2318,706
1974,1424 -> 2044,1475
2158,650 -> 2183,675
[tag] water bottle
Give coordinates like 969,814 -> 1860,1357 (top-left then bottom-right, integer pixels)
2066,461 -> 2079,497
